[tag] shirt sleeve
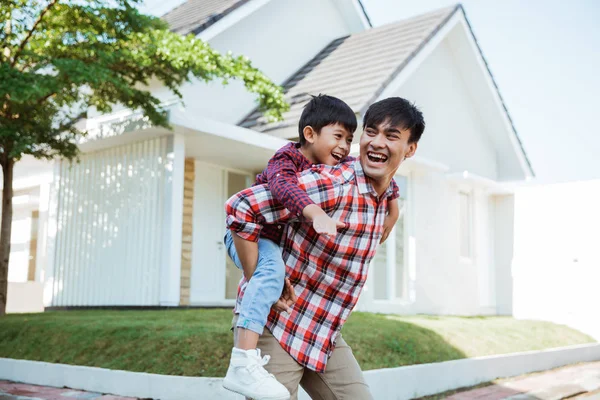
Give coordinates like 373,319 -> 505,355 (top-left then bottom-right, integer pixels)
225,168 -> 340,242
388,177 -> 400,200
266,151 -> 315,217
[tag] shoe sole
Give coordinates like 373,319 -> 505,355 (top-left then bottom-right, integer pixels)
222,379 -> 290,400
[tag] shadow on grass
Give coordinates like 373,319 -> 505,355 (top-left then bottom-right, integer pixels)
343,312 -> 468,371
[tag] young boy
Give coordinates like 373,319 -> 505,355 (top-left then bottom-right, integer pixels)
222,94 -> 400,400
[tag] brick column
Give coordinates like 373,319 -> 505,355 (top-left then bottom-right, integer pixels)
180,158 -> 194,305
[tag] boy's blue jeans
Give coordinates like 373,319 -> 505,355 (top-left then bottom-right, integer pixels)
224,230 -> 286,335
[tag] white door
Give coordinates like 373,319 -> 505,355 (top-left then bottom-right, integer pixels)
190,162 -> 226,304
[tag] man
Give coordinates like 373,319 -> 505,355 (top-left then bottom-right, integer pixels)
225,97 -> 425,400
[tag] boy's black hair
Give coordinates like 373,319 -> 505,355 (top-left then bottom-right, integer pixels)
363,97 -> 425,143
298,94 -> 357,145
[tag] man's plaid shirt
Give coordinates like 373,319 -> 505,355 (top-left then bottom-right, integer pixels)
225,159 -> 392,372
254,142 -> 399,244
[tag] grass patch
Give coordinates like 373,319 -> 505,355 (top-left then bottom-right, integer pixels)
0,310 -> 594,377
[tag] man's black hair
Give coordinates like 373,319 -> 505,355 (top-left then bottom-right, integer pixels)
363,97 -> 425,143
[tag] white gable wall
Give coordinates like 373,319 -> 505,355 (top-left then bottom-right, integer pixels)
398,37 -> 498,180
361,36 -> 506,316
177,0 -> 353,124
398,38 -> 499,315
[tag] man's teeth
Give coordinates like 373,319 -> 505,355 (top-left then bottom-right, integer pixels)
367,152 -> 388,162
332,153 -> 343,160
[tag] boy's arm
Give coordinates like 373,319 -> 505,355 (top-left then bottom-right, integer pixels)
265,152 -> 315,218
225,169 -> 340,241
266,152 -> 342,235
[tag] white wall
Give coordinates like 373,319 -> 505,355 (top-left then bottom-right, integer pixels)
7,282 -> 44,313
494,195 -> 514,315
8,209 -> 35,283
512,181 -> 600,340
410,172 -> 495,315
173,0 -> 353,124
398,38 -> 498,180
358,166 -> 500,316
48,137 -> 172,307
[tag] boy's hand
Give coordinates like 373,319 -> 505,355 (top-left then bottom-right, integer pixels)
312,213 -> 345,237
272,278 -> 297,314
380,213 -> 398,244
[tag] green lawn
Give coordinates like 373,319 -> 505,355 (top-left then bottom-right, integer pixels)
0,309 -> 594,377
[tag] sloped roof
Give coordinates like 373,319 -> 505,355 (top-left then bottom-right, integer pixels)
239,5 -> 459,133
161,0 -> 248,35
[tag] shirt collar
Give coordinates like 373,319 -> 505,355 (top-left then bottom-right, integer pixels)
353,159 -> 394,199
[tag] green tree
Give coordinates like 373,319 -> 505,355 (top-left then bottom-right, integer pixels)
0,0 -> 288,315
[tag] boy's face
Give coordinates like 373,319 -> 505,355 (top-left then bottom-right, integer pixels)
309,123 -> 353,166
359,118 -> 417,190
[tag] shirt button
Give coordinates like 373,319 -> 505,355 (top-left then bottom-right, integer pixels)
277,225 -> 282,229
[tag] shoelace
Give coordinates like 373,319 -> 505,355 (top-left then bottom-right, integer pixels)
246,350 -> 275,380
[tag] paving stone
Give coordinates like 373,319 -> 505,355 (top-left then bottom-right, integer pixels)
573,390 -> 600,399
60,392 -> 103,399
504,394 -> 539,400
522,383 -> 586,400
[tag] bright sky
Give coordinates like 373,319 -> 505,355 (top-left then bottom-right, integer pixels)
139,0 -> 600,183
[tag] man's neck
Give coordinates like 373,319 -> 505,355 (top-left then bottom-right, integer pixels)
370,176 -> 392,198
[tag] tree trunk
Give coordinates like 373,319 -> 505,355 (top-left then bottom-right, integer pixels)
0,158 -> 14,316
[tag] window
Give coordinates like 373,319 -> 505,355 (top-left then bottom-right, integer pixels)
459,191 -> 472,259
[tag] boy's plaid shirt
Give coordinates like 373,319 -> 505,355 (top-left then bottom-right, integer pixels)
225,160 -> 392,372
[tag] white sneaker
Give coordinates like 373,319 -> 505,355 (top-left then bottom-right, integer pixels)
223,348 -> 290,400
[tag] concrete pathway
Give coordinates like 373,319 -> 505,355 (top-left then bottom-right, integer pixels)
442,361 -> 600,400
0,381 -> 136,400
2,361 -> 600,400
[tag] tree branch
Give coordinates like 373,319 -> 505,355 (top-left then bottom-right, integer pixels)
36,91 -> 56,106
56,111 -> 86,132
11,0 -> 58,67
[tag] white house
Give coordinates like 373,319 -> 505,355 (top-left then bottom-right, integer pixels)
6,0 -> 533,316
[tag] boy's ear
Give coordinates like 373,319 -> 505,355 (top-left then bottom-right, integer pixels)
303,126 -> 317,144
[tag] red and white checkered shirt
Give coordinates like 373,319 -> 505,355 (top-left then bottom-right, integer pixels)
225,159 -> 392,372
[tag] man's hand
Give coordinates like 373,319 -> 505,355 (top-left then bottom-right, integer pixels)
380,212 -> 398,244
272,278 -> 297,313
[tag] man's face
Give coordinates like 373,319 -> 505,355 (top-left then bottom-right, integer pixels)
359,119 -> 417,191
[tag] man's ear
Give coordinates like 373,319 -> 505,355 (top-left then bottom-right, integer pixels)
405,142 -> 418,159
303,126 -> 317,144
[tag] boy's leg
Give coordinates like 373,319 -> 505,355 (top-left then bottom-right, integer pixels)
233,315 -> 304,400
300,334 -> 373,400
224,233 -> 290,399
236,237 -> 286,341
224,230 -> 243,269
225,230 -> 258,279
231,231 -> 259,279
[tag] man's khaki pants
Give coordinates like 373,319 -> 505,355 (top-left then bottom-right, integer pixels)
233,316 -> 373,400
